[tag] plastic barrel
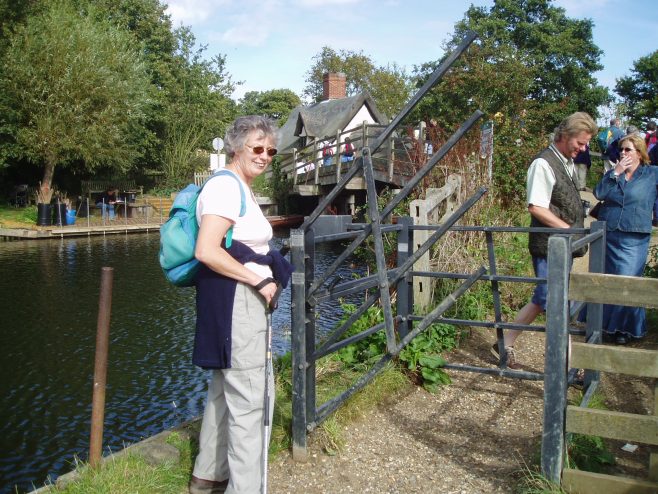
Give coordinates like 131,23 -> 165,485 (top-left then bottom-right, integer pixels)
66,210 -> 76,225
36,204 -> 52,226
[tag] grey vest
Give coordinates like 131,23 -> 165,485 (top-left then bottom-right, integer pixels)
528,147 -> 587,258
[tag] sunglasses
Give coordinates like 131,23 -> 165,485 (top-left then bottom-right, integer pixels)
246,144 -> 277,157
620,147 -> 635,153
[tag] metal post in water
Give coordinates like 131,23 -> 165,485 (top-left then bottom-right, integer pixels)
89,267 -> 114,468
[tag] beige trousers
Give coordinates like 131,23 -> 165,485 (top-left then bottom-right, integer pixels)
193,283 -> 274,494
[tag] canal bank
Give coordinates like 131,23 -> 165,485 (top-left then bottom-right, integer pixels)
0,231 -> 363,493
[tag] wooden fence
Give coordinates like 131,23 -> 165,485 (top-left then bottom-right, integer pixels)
409,174 -> 461,309
561,272 -> 658,493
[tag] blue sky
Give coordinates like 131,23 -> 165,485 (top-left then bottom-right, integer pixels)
164,0 -> 656,106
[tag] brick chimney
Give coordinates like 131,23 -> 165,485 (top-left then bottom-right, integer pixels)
322,72 -> 346,100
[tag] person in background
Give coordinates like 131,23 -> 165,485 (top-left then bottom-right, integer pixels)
574,143 -> 591,191
491,112 -> 597,370
322,140 -> 334,166
602,118 -> 625,173
96,187 -> 118,220
189,115 -> 292,494
341,136 -> 355,162
645,121 -> 657,153
590,133 -> 658,343
605,125 -> 640,165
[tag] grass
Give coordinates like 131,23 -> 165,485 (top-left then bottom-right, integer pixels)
52,432 -> 193,493
0,204 -> 38,228
43,355 -> 411,493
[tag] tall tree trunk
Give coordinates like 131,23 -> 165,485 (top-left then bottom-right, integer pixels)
39,159 -> 56,204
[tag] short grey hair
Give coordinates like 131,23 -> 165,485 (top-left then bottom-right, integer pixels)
554,112 -> 598,142
224,115 -> 279,157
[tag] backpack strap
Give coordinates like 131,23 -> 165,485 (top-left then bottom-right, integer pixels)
201,169 -> 246,248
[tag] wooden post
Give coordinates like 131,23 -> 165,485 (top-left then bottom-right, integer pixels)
292,148 -> 299,185
396,216 -> 413,339
313,141 -> 320,185
335,130 -> 342,183
541,235 -> 571,483
650,379 -> 658,481
290,229 -> 307,461
89,267 -> 114,468
388,131 -> 395,181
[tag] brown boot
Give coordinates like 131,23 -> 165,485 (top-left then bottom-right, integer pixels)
189,475 -> 229,494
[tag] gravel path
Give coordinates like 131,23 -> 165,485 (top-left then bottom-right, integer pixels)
268,329 -> 548,494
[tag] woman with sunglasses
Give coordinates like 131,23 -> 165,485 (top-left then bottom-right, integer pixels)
592,133 -> 658,344
189,115 -> 292,494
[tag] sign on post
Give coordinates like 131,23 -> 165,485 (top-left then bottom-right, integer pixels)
480,121 -> 494,181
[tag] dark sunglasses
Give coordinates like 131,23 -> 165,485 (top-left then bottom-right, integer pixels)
620,147 -> 635,153
246,144 -> 277,157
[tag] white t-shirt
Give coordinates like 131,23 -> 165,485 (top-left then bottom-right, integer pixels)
196,172 -> 273,278
526,144 -> 575,209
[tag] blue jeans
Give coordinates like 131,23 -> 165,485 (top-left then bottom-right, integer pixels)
97,202 -> 115,220
530,256 -> 548,310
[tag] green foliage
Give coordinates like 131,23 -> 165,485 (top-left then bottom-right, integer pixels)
160,27 -> 237,188
615,50 -> 658,125
302,46 -> 411,117
490,112 -> 548,205
331,302 -> 455,393
449,0 -> 609,116
517,466 -> 566,494
398,324 -> 455,393
238,89 -> 301,124
644,245 -> 658,279
409,0 -> 608,204
0,204 -> 37,226
0,1 -> 152,197
566,434 -> 615,473
252,157 -> 293,214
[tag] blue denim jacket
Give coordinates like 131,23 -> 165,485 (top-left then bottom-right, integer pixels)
595,165 -> 658,233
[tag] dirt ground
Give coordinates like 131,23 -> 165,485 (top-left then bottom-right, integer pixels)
268,327 -> 657,494
267,192 -> 658,494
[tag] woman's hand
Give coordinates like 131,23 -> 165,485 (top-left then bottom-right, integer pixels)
614,154 -> 633,175
257,279 -> 277,305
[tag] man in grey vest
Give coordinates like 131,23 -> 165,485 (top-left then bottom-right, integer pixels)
491,112 -> 597,369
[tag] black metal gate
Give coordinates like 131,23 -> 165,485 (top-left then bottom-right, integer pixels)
286,30 -> 589,462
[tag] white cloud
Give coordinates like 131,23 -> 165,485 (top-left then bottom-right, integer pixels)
293,0 -> 362,6
553,0 -> 610,18
165,0 -> 231,26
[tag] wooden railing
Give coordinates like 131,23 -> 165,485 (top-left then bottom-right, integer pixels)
273,122 -> 422,188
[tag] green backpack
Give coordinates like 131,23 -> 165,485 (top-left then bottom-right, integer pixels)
159,170 -> 245,287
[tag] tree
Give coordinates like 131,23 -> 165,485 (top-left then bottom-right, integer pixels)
407,0 -> 609,204
0,1 -> 151,202
160,26 -> 237,187
615,50 -> 658,125
239,89 -> 301,124
83,0 -> 238,186
303,46 -> 411,117
448,0 -> 608,118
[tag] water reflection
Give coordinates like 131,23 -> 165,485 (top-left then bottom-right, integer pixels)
0,232 -> 361,493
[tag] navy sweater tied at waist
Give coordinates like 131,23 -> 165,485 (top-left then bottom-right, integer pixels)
193,240 -> 293,369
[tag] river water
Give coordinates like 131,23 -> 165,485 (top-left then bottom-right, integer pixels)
0,232 -> 356,493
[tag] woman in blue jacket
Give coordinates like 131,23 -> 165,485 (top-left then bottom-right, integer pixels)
594,133 -> 658,344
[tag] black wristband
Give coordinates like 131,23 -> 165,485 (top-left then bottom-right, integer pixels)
254,277 -> 275,290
